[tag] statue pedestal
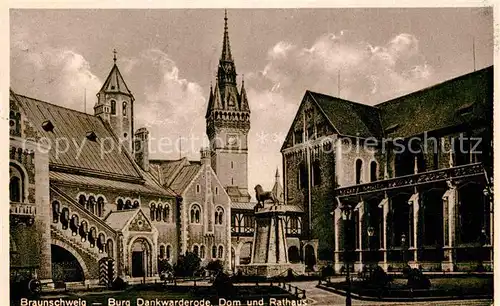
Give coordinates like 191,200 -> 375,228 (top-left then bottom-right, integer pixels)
239,204 -> 305,277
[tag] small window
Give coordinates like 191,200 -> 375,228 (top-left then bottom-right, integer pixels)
149,202 -> 155,219
231,161 -> 234,169
294,129 -> 303,144
215,187 -> 218,195
218,246 -> 224,259
355,159 -> 363,184
212,246 -> 217,258
117,199 -> 124,211
190,204 -> 201,224
196,185 -> 200,193
160,245 -> 165,258
110,100 -> 116,115
97,197 -> 105,217
166,245 -> 171,259
200,245 -> 205,259
215,207 -> 224,225
122,101 -> 127,117
163,205 -> 170,222
193,245 -> 199,256
370,161 -> 378,182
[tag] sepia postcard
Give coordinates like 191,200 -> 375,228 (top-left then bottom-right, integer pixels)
7,4 -> 495,306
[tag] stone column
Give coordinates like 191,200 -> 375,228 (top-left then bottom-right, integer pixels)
333,206 -> 343,272
35,146 -> 52,285
355,201 -> 364,271
408,193 -> 420,266
442,182 -> 457,271
379,197 -> 390,271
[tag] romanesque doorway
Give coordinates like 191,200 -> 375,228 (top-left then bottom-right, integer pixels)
51,244 -> 84,283
130,238 -> 151,278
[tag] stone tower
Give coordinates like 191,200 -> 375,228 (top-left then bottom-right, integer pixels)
206,10 -> 251,202
95,50 -> 135,153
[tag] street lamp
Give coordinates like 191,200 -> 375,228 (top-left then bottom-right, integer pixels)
340,203 -> 353,306
367,226 -> 375,276
401,233 -> 407,266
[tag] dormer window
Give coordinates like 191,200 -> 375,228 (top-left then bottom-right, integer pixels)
42,120 -> 54,132
86,131 -> 97,142
110,100 -> 116,115
123,101 -> 127,117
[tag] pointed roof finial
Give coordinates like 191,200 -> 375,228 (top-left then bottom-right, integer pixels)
242,74 -> 245,86
275,167 -> 280,180
221,9 -> 233,62
113,49 -> 117,63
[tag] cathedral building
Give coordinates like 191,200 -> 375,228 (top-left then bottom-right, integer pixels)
281,66 -> 494,272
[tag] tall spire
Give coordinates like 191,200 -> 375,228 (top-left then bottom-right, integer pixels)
221,9 -> 233,62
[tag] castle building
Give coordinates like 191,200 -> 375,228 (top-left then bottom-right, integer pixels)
9,11 -> 307,288
281,66 -> 494,272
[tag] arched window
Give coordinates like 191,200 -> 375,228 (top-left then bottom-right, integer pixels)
196,184 -> 200,193
106,239 -> 114,257
159,245 -> 165,259
218,246 -> 224,259
79,195 -> 87,207
10,165 -> 24,202
370,161 -> 378,182
312,160 -> 321,186
133,200 -> 140,208
193,245 -> 199,256
97,197 -> 105,217
355,159 -> 363,184
212,246 -> 217,258
52,201 -> 60,223
122,101 -> 127,117
215,207 -> 224,225
156,204 -> 162,221
9,176 -> 21,202
200,245 -> 205,259
150,203 -> 156,220
88,196 -> 96,214
110,100 -> 116,115
125,199 -> 132,209
117,199 -> 124,211
165,205 -> 170,222
190,204 -> 201,224
166,245 -> 171,260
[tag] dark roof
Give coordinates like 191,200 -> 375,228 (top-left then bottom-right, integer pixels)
12,92 -> 142,179
288,66 -> 493,143
376,66 -> 493,138
169,163 -> 201,194
150,158 -> 202,194
99,64 -> 133,97
307,91 -> 383,138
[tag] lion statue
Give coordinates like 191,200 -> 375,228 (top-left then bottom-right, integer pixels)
254,184 -> 279,208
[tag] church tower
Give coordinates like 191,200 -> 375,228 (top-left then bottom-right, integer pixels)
94,50 -> 135,153
206,10 -> 251,202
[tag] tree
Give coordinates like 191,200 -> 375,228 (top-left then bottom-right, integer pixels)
174,251 -> 201,277
206,260 -> 224,274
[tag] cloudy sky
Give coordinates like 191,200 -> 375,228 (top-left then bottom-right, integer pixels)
10,8 -> 493,194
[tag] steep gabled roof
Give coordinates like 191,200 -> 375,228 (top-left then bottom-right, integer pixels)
98,64 -> 133,97
150,158 -> 202,194
308,91 -> 383,138
376,66 -> 493,138
12,92 -> 142,180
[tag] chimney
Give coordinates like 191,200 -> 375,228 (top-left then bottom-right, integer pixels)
134,127 -> 149,171
200,147 -> 211,166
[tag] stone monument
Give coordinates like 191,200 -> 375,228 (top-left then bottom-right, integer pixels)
237,185 -> 305,277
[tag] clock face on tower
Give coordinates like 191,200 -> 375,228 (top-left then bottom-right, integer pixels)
227,134 -> 238,147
